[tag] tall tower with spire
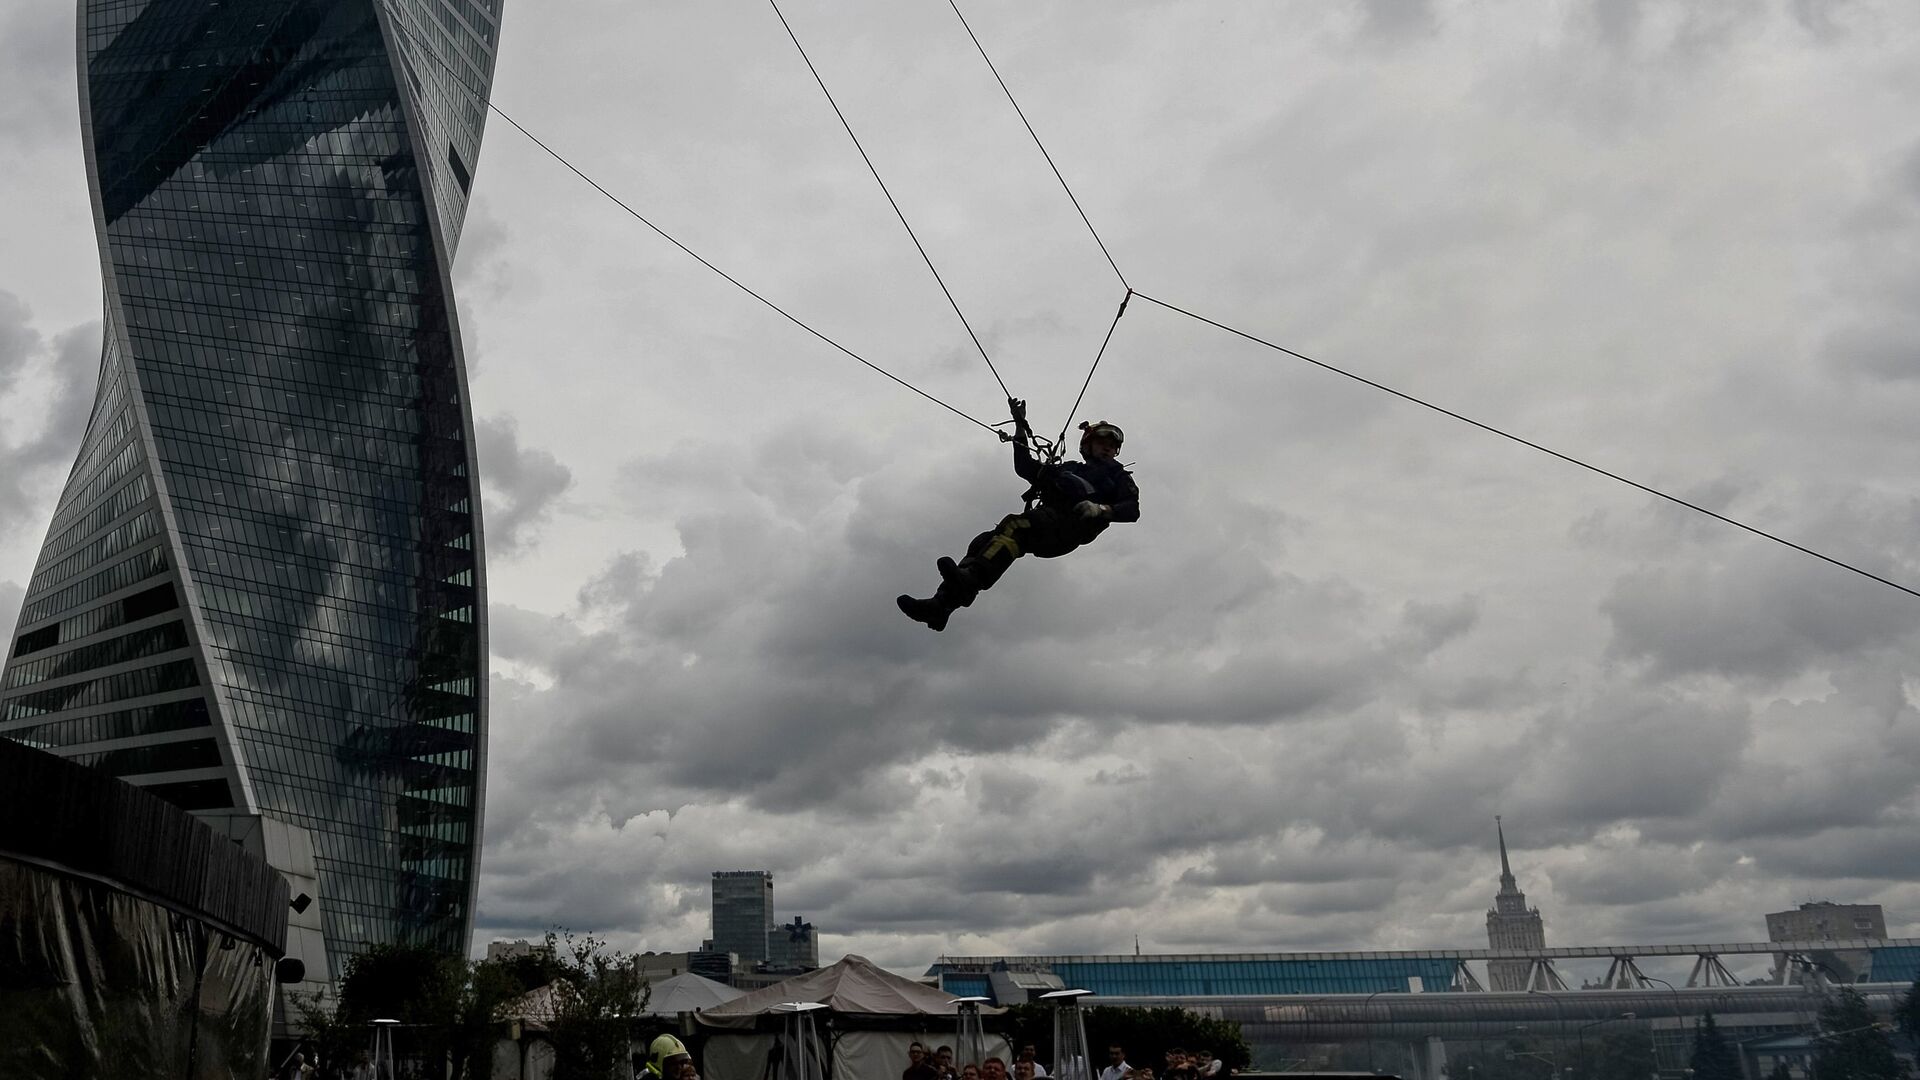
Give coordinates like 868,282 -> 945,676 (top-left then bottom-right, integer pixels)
1486,816 -> 1547,990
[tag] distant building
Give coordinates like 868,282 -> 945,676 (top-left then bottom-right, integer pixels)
709,870 -> 775,967
637,950 -> 736,983
487,939 -> 554,962
1485,816 -> 1547,991
1767,901 -> 1887,941
769,915 -> 819,971
1766,902 -> 1887,983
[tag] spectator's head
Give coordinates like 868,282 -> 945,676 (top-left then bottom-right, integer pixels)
1018,1046 -> 1039,1063
962,1067 -> 981,1080
910,1044 -> 929,1065
1016,1063 -> 1036,1080
1195,1052 -> 1213,1068
984,1057 -> 1009,1080
1166,1050 -> 1187,1068
1108,1047 -> 1127,1066
1134,1069 -> 1156,1080
938,1048 -> 956,1068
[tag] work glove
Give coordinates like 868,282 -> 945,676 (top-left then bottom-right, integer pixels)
1008,397 -> 1027,423
1075,500 -> 1111,520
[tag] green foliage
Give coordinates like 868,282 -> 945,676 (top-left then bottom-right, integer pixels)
1897,975 -> 1920,1043
1690,1013 -> 1742,1080
291,933 -> 617,1079
1587,1028 -> 1656,1080
542,930 -> 653,1080
294,941 -> 496,1079
999,1004 -> 1251,1074
1811,987 -> 1899,1080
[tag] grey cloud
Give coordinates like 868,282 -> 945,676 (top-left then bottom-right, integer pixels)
494,428 -> 1488,825
0,306 -> 99,538
1788,0 -> 1850,41
15,0 -> 1913,967
1547,839 -> 1739,907
1518,688 -> 1752,824
0,580 -> 21,641
1670,660 -> 1920,847
476,415 -> 574,556
0,4 -> 78,148
1601,544 -> 1920,682
1824,319 -> 1920,382
0,291 -> 37,396
1357,0 -> 1437,44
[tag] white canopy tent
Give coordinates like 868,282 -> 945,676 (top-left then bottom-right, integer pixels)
697,956 -> 1009,1080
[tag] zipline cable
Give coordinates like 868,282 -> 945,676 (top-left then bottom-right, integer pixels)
395,18 -> 1920,606
943,0 -> 1135,445
765,0 -> 1015,402
1052,289 -> 1131,456
387,18 -> 998,436
1132,291 -> 1920,603
945,0 -> 1130,292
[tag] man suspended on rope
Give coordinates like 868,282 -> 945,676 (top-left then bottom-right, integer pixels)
897,399 -> 1139,631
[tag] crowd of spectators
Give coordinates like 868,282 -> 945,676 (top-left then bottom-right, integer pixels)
905,1041 -> 1229,1080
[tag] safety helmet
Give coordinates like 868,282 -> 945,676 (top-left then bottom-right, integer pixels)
651,1034 -> 692,1076
1078,420 -> 1124,449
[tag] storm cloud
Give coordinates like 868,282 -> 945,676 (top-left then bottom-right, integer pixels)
3,0 -> 1918,974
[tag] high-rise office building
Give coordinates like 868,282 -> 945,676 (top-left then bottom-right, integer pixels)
1485,816 -> 1547,990
710,871 -> 775,967
2,0 -> 501,978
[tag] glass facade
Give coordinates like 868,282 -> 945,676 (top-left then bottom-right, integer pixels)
932,956 -> 1461,999
1867,946 -> 1920,985
0,0 -> 499,975
711,871 -> 775,967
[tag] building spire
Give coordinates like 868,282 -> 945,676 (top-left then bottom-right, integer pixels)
1495,815 -> 1518,893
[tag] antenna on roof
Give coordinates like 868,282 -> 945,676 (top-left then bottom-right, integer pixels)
1134,935 -> 1140,956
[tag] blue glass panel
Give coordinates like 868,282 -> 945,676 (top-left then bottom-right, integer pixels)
1867,946 -> 1920,985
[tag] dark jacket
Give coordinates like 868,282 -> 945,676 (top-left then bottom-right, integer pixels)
1013,438 -> 1140,540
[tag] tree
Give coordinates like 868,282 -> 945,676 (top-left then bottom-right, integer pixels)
1812,987 -> 1899,1080
542,930 -> 652,1080
293,941 -> 507,1079
999,1004 -> 1252,1073
1896,975 -> 1920,1044
1590,1028 -> 1656,1080
1691,1013 -> 1743,1080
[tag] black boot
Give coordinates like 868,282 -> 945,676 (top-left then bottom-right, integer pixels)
936,557 -> 981,607
896,594 -> 951,631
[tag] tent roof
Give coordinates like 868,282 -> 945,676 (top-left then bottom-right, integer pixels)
502,982 -> 562,1025
699,955 -> 1001,1024
649,971 -> 746,1015
500,971 -> 743,1026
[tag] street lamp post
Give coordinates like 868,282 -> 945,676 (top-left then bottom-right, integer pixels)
1527,990 -> 1565,1077
1641,976 -> 1687,1079
1579,1013 -> 1638,1080
1507,1048 -> 1563,1080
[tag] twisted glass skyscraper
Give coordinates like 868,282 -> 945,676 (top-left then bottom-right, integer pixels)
2,0 -> 500,971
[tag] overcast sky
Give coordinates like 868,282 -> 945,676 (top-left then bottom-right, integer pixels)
4,0 -> 1920,982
